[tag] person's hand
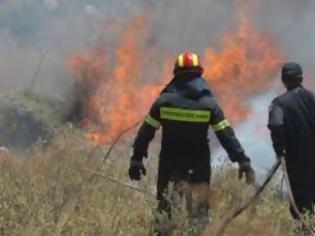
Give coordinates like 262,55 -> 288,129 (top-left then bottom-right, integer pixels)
128,159 -> 146,181
238,161 -> 255,185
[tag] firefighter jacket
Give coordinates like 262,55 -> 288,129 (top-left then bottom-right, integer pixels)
132,75 -> 249,168
268,85 -> 315,181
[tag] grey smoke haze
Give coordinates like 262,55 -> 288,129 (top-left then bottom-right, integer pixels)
0,0 -> 139,97
0,0 -> 314,171
1,0 -> 314,93
256,0 -> 315,86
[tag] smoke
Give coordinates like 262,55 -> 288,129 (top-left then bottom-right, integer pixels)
1,1 -> 314,90
0,0 -> 132,97
1,0 -> 315,169
147,0 -> 236,54
148,0 -> 315,86
43,0 -> 59,10
255,0 -> 315,87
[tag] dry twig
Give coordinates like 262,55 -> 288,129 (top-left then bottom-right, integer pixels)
214,160 -> 281,236
103,120 -> 141,163
83,168 -> 154,197
30,49 -> 48,91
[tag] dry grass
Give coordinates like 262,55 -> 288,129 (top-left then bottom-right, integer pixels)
0,128 -> 299,235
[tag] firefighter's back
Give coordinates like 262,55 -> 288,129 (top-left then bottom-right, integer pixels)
276,86 -> 315,176
159,92 -> 211,155
278,87 -> 315,137
157,76 -> 213,168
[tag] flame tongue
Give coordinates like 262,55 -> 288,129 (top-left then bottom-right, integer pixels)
204,22 -> 283,123
68,15 -> 166,143
68,7 -> 283,144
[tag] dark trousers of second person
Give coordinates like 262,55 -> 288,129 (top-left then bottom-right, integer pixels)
289,177 -> 315,219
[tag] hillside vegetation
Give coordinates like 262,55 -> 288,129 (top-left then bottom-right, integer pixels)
0,127 -> 300,236
0,90 -> 63,150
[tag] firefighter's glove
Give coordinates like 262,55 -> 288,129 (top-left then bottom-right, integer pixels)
128,159 -> 146,181
238,161 -> 255,185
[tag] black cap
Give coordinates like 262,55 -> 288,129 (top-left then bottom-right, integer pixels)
281,62 -> 303,84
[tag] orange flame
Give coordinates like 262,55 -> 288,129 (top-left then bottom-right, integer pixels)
204,21 -> 283,122
67,6 -> 283,144
68,14 -> 167,143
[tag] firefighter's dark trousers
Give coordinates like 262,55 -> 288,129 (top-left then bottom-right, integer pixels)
289,177 -> 315,219
156,157 -> 211,220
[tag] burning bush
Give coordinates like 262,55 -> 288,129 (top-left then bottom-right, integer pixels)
0,90 -> 63,150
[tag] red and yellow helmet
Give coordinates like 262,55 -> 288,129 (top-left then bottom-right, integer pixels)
174,52 -> 204,76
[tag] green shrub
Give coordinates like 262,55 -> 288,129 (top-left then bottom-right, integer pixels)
0,90 -> 63,150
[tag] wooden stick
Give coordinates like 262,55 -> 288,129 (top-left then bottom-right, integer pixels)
214,160 -> 281,236
30,49 -> 48,91
103,120 -> 141,163
83,168 -> 154,197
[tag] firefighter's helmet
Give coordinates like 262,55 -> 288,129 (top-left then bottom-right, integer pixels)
174,52 -> 204,76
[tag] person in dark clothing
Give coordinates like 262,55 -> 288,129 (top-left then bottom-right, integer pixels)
128,52 -> 255,221
268,62 -> 315,219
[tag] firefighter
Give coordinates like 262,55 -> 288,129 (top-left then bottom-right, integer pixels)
268,62 -> 315,219
128,52 -> 255,221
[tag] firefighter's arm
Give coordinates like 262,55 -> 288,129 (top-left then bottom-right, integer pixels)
268,102 -> 285,157
210,100 -> 255,184
129,100 -> 161,180
132,100 -> 161,161
210,101 -> 249,163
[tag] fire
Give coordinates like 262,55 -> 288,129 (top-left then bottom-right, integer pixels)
202,0 -> 284,122
204,20 -> 283,122
67,4 -> 283,144
67,50 -> 108,125
68,14 -> 167,143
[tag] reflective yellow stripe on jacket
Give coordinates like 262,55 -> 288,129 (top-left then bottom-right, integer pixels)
212,119 -> 230,132
145,115 -> 161,129
160,107 -> 211,123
